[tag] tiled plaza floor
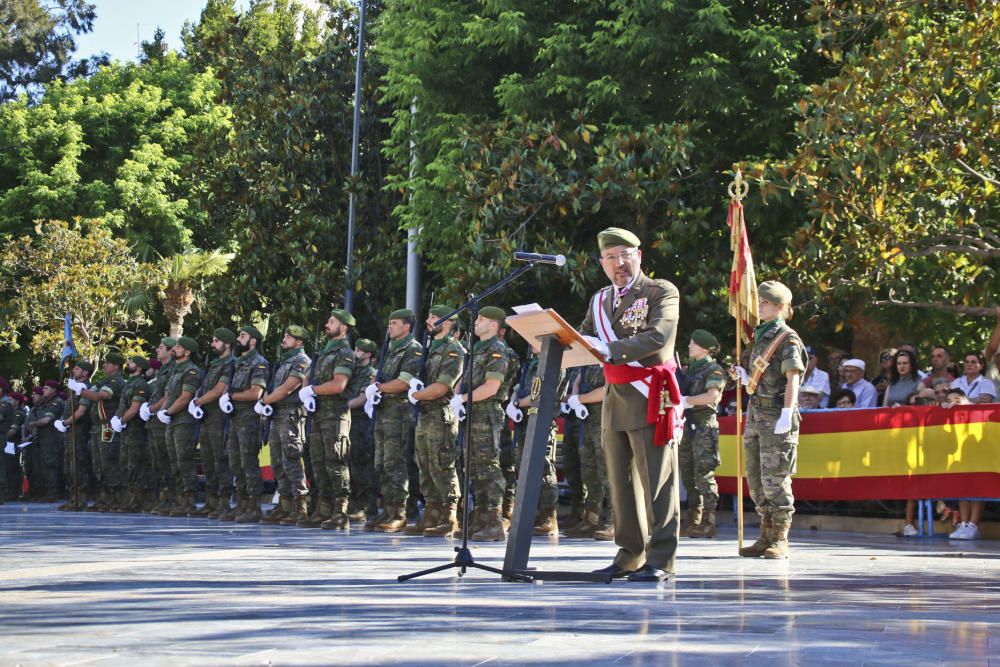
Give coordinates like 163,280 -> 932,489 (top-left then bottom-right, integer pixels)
2,502 -> 998,666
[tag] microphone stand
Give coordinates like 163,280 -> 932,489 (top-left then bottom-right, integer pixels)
398,262 -> 539,583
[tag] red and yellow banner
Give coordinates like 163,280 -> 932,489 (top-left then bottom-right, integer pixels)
718,405 -> 1000,500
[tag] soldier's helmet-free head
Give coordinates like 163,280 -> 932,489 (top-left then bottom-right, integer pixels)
757,280 -> 794,321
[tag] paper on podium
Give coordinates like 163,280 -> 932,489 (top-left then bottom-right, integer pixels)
505,308 -> 606,369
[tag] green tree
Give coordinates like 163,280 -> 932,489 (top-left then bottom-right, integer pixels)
0,219 -> 161,365
157,250 -> 233,338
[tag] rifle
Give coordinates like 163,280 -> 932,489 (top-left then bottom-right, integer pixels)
190,352 -> 210,450
367,328 -> 392,439
576,367 -> 591,452
221,354 -> 236,444
411,329 -> 432,421
509,350 -> 534,456
261,346 -> 281,444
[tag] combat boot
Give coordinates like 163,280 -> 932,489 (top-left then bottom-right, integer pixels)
346,499 -> 366,522
151,490 -> 172,515
364,508 -> 388,532
763,521 -> 790,559
374,505 -> 407,533
170,492 -> 197,517
98,489 -> 119,513
189,494 -> 217,518
321,498 -> 351,530
471,509 -> 507,542
299,499 -> 333,528
207,494 -> 231,520
261,496 -> 293,525
234,501 -> 262,523
501,496 -> 514,527
140,491 -> 158,513
681,506 -> 703,537
424,503 -> 459,537
405,501 -> 440,535
563,508 -> 602,538
218,493 -> 245,521
280,496 -> 310,526
688,510 -> 717,538
468,507 -> 487,534
533,508 -> 558,536
406,495 -> 421,521
593,518 -> 615,541
739,516 -> 773,557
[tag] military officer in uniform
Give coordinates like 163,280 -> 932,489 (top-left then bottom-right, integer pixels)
346,338 -> 378,520
407,305 -> 465,537
111,356 -> 149,512
26,380 -> 64,501
297,310 -> 355,529
192,328 -> 237,518
580,227 -> 680,582
368,309 -> 423,533
56,361 -> 95,510
76,353 -> 127,511
678,330 -> 726,538
0,379 -> 13,503
158,337 -> 204,517
144,338 -> 177,514
734,281 -> 806,559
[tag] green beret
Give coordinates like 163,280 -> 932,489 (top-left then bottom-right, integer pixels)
479,306 -> 507,324
429,304 -> 457,321
691,329 -> 720,353
240,325 -> 263,342
597,227 -> 641,251
177,336 -> 200,355
356,338 -> 378,354
330,309 -> 356,327
758,280 -> 793,305
389,308 -> 414,321
74,361 -> 95,373
130,356 -> 150,370
285,325 -> 309,341
161,337 -> 177,348
104,352 -> 125,366
213,327 -> 236,345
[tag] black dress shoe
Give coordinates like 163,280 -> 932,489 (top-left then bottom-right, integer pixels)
627,564 -> 671,582
592,563 -> 633,578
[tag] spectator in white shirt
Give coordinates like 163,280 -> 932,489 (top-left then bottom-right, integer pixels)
801,346 -> 831,407
841,359 -> 878,408
798,385 -> 823,411
950,352 -> 996,403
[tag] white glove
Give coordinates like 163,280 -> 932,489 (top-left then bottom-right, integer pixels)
156,409 -> 171,424
505,396 -> 523,423
110,416 -> 124,433
365,383 -> 382,406
139,402 -> 151,421
218,393 -> 233,414
4,442 -> 14,455
679,396 -> 691,412
54,419 -> 68,433
187,399 -> 204,420
254,400 -> 273,416
560,401 -> 571,414
298,385 -> 316,413
406,378 -> 424,405
733,366 -> 750,386
363,397 -> 375,419
573,402 -> 589,420
448,394 -> 466,421
774,407 -> 793,435
67,378 -> 85,396
582,335 -> 610,360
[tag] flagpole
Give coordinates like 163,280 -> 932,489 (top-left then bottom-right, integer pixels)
727,171 -> 751,552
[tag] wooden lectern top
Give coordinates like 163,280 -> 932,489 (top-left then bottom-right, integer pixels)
504,309 -> 606,369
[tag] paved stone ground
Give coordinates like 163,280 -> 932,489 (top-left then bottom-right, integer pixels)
2,502 -> 998,666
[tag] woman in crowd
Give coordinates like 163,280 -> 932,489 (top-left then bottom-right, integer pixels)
883,349 -> 921,407
950,352 -> 996,404
872,348 -> 897,405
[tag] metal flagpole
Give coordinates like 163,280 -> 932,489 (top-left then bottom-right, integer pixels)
727,171 -> 751,551
344,0 -> 367,313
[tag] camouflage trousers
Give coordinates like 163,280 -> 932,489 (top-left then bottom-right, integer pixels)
37,433 -> 63,497
561,413 -> 584,507
92,428 -> 122,491
62,426 -> 95,495
516,417 -> 559,512
309,410 -> 351,503
227,408 -> 263,499
200,413 -> 233,498
744,406 -> 798,525
374,399 -> 415,508
679,417 -> 721,512
146,422 -> 175,496
415,404 -> 459,506
121,423 -> 153,497
578,409 -> 610,512
500,418 -> 517,509
167,419 -> 198,494
469,402 -> 505,511
268,408 -> 308,498
349,409 -> 377,505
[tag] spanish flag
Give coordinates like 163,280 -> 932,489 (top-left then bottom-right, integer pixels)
718,405 -> 1000,500
726,197 -> 758,343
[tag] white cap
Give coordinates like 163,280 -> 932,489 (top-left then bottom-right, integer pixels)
842,358 -> 866,371
800,385 -> 822,395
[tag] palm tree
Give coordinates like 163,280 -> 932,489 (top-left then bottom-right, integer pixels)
158,250 -> 233,338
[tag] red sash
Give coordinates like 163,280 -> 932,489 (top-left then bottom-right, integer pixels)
603,360 -> 681,446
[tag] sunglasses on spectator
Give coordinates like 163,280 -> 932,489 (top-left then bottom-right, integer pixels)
880,354 -> 893,361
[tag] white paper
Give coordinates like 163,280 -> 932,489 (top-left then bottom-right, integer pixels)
511,303 -> 543,314
4,443 -> 14,455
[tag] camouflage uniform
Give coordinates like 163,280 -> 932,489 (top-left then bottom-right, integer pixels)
227,349 -> 271,499
467,337 -> 509,511
164,359 -> 204,495
348,363 -> 377,508
61,393 -> 94,498
516,354 -> 567,514
414,337 -> 464,506
0,396 -> 14,498
309,339 -> 354,505
267,349 -> 311,499
92,373 -> 126,496
744,320 -> 807,526
6,406 -> 27,498
499,342 -> 522,513
679,357 -> 726,512
200,354 -> 235,501
32,394 -> 65,498
561,369 -> 584,513
373,335 -> 422,509
145,360 -> 175,499
576,364 -> 609,512
116,375 -> 149,503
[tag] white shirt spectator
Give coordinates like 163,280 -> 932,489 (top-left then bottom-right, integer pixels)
950,375 -> 996,402
842,378 -> 878,408
802,368 -> 831,408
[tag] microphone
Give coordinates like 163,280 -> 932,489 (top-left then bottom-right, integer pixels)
514,251 -> 566,267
